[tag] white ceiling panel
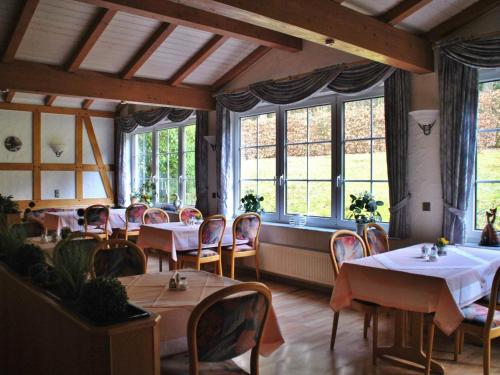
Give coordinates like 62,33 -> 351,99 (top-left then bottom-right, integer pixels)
90,100 -> 119,111
52,96 -> 83,108
15,0 -> 99,65
134,25 -> 215,80
342,0 -> 400,16
398,0 -> 479,33
0,0 -> 21,52
12,92 -> 46,105
80,11 -> 160,74
184,38 -> 260,85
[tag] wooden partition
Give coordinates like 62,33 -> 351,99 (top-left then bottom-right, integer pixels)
0,265 -> 160,375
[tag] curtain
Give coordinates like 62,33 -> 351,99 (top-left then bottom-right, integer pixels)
384,70 -> 411,238
438,35 -> 500,243
114,128 -> 128,206
216,102 -> 233,216
328,63 -> 395,94
195,111 -> 209,215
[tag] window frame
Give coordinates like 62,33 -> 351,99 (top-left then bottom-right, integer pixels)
233,87 -> 387,229
130,116 -> 196,207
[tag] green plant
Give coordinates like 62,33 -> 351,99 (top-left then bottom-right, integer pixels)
0,224 -> 26,262
240,193 -> 264,213
347,191 -> 384,224
0,194 -> 19,214
8,243 -> 45,276
132,181 -> 156,206
78,277 -> 128,323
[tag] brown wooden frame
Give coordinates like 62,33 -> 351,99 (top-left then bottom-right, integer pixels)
84,204 -> 110,240
363,222 -> 390,255
179,214 -> 226,276
90,239 -> 147,278
65,231 -> 104,242
223,212 -> 262,280
186,282 -> 272,375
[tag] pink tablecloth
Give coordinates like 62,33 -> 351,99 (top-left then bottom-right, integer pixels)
44,209 -> 126,235
331,244 -> 500,335
137,221 -> 243,261
120,270 -> 284,356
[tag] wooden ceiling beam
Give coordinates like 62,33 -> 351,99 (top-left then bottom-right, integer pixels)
67,8 -> 117,72
212,46 -> 271,91
425,0 -> 500,42
0,61 -> 215,110
169,35 -> 228,86
121,23 -> 177,79
378,0 -> 432,26
74,0 -> 301,52
4,90 -> 16,103
45,95 -> 56,106
82,99 -> 94,110
2,0 -> 39,62
173,0 -> 434,73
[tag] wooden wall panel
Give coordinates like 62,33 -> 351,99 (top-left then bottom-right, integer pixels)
32,111 -> 41,201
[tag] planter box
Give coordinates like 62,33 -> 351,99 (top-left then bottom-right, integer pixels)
0,264 -> 161,375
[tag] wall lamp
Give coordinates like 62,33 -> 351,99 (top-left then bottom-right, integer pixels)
409,110 -> 439,136
49,139 -> 66,157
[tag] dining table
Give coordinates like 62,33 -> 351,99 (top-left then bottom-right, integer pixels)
44,208 -> 126,235
331,243 -> 500,374
119,269 -> 285,357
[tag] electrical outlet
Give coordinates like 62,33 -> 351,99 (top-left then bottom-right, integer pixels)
54,189 -> 60,198
422,202 -> 431,211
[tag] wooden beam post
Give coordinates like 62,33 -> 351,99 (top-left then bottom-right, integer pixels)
45,95 -> 56,106
4,90 -> 16,103
75,0 -> 302,52
82,99 -> 94,110
378,0 -> 432,26
75,116 -> 83,200
2,0 -> 39,62
32,111 -> 41,201
173,0 -> 434,73
0,61 -> 215,110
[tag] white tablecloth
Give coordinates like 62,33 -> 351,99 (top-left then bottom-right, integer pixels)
44,208 -> 126,235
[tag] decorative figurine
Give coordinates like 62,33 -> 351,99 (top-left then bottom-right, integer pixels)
480,208 -> 500,247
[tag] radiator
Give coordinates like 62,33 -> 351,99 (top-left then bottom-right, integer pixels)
242,242 -> 334,287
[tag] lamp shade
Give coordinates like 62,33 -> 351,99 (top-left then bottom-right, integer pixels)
409,110 -> 439,125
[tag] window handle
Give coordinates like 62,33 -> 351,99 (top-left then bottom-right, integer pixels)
279,175 -> 285,186
178,175 -> 184,183
336,175 -> 344,188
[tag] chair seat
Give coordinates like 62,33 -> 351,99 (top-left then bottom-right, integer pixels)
183,249 -> 219,258
161,352 -> 248,375
462,303 -> 500,328
86,227 -> 107,234
224,244 -> 254,252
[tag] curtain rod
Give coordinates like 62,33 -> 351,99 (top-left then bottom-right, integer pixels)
218,58 -> 372,95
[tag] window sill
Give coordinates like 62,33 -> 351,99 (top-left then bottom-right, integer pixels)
261,221 -> 339,234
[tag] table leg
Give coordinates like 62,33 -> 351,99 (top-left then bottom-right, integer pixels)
377,310 -> 445,374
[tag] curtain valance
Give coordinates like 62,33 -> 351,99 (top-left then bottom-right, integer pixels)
328,63 -> 395,94
439,35 -> 500,68
116,106 -> 194,133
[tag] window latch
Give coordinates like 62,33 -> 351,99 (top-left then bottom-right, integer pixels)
178,175 -> 184,183
336,175 -> 344,188
279,175 -> 285,186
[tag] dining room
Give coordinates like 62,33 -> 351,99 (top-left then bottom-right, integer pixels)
0,0 -> 500,374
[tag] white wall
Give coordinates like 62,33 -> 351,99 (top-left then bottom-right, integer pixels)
41,113 -> 76,164
0,110 -> 32,163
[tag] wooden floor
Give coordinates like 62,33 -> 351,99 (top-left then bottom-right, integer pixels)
146,256 -> 500,375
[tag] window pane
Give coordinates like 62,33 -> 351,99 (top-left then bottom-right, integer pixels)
286,144 -> 307,179
185,151 -> 195,178
168,153 -> 179,179
373,139 -> 387,180
344,99 -> 371,139
309,105 -> 331,142
258,181 -> 276,213
478,81 -> 500,131
185,125 -> 195,152
258,146 -> 276,179
241,148 -> 257,179
286,108 -> 307,144
344,182 -> 370,220
344,140 -> 371,180
169,178 -> 178,198
372,97 -> 385,138
308,182 -> 331,217
372,182 -> 390,222
286,181 -> 307,215
185,179 -> 196,206
241,181 -> 257,197
476,183 -> 500,229
477,132 -> 500,181
309,143 -> 331,180
158,178 -> 168,203
241,116 -> 257,146
158,154 -> 168,178
258,113 -> 276,146
137,132 -> 152,155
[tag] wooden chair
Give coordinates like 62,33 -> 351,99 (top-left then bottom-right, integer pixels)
223,212 -> 262,280
90,239 -> 147,278
179,207 -> 203,224
178,215 -> 226,276
329,230 -> 380,364
363,223 -> 389,255
426,266 -> 500,375
116,203 -> 148,240
83,204 -> 110,240
161,282 -> 272,375
142,207 -> 170,271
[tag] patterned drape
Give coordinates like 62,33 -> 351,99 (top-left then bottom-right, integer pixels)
438,35 -> 500,243
195,111 -> 209,215
384,70 -> 411,238
328,63 -> 395,94
216,102 -> 233,216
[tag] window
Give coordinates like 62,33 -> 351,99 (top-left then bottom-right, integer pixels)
235,90 -> 389,227
474,79 -> 500,230
132,121 -> 196,206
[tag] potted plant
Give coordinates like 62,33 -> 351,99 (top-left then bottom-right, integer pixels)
347,191 -> 384,235
240,193 -> 264,213
132,181 -> 156,206
0,194 -> 21,229
435,237 -> 449,255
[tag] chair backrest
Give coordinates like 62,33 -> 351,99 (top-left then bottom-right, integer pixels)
233,213 -> 262,249
363,223 -> 389,255
179,207 -> 203,225
187,282 -> 271,374
84,205 -> 109,231
143,208 -> 170,224
125,203 -> 148,228
329,230 -> 367,279
90,239 -> 147,278
198,215 -> 226,251
486,266 -> 500,329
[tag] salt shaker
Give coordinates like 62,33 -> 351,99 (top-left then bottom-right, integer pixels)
429,246 -> 438,262
421,245 -> 430,260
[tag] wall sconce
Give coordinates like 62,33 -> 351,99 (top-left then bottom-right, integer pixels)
409,110 -> 439,136
49,140 -> 66,157
204,135 -> 216,151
